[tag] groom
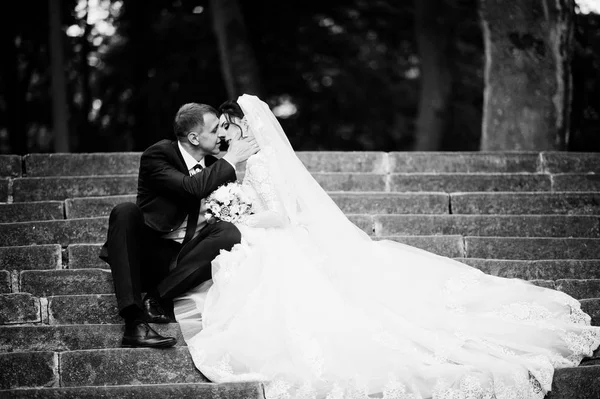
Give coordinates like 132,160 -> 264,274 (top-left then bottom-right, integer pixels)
100,102 -> 259,348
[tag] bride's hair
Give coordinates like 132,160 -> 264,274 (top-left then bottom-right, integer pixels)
219,100 -> 248,137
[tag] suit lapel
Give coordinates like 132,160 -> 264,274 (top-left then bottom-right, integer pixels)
171,141 -> 189,174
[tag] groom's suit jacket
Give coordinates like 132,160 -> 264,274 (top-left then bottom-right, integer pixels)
99,139 -> 236,262
136,139 -> 236,235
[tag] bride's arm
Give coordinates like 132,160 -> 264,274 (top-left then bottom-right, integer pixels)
241,155 -> 289,228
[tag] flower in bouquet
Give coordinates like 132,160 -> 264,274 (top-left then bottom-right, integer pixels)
205,182 -> 253,224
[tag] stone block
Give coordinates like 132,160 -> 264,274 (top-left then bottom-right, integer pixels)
0,270 -> 9,293
66,195 -> 136,219
347,215 -> 374,234
451,192 -> 600,215
547,365 -> 600,399
0,351 -> 58,389
20,269 -> 114,296
0,244 -> 61,271
542,152 -> 600,174
390,173 -> 550,192
552,174 -> 600,191
529,280 -> 556,290
0,201 -> 64,223
330,193 -> 449,214
59,347 -> 207,387
1,382 -> 265,399
375,235 -> 464,258
13,176 -> 137,202
24,153 -> 141,177
580,299 -> 600,326
458,259 -> 600,280
0,178 -> 8,202
297,151 -> 388,173
389,152 -> 540,173
0,324 -> 184,352
465,237 -> 600,260
67,244 -> 106,269
48,294 -> 119,325
555,279 -> 600,300
313,173 -> 387,191
374,215 -> 600,238
0,218 -> 107,247
0,293 -> 40,324
0,155 -> 22,177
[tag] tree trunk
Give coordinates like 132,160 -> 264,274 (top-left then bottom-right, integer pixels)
479,0 -> 574,150
48,0 -> 70,152
413,0 -> 453,151
210,0 -> 263,99
79,0 -> 93,152
1,13 -> 27,154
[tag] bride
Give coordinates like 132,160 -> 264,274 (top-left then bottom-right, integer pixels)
174,94 -> 599,399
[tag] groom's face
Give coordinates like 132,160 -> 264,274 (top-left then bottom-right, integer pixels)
192,112 -> 221,155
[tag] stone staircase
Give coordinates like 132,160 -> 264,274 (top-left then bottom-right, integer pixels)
0,151 -> 599,398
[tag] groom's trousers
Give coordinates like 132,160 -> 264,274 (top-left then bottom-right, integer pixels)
99,202 -> 241,315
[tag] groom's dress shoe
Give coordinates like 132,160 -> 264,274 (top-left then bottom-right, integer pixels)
143,294 -> 172,323
122,319 -> 177,348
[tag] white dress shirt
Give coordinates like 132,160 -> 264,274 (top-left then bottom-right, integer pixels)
162,142 -> 208,243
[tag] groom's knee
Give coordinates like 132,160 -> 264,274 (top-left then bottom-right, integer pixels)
109,202 -> 142,225
212,221 -> 241,250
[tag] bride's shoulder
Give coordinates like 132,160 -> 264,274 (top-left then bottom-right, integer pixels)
247,150 -> 268,167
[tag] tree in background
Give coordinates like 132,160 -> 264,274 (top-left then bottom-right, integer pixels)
211,0 -> 263,98
0,0 -> 598,153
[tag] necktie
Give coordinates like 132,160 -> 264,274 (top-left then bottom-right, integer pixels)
183,163 -> 203,245
190,163 -> 203,176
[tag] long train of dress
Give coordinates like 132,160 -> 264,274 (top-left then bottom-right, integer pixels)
174,153 -> 600,399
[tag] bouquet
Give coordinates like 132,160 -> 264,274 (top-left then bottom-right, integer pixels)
205,182 -> 253,224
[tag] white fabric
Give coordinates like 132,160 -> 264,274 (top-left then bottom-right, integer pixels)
175,95 -> 600,399
162,142 -> 207,243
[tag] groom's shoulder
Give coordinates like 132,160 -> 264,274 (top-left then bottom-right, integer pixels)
142,139 -> 176,156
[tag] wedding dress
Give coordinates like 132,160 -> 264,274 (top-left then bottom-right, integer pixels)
174,95 -> 600,399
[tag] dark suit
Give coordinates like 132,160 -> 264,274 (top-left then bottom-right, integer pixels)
100,139 -> 240,314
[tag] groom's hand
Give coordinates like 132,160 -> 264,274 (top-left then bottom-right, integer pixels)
222,137 -> 260,166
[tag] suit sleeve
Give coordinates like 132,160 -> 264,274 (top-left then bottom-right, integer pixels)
140,146 -> 237,200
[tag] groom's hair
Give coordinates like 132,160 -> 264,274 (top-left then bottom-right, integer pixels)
173,103 -> 217,138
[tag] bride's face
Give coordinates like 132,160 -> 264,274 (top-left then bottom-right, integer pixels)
217,114 -> 243,145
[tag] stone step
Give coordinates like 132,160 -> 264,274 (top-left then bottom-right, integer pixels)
0,293 -> 41,324
11,152 -> 600,177
20,152 -> 546,177
16,270 -> 590,299
546,365 -> 600,399
451,192 -> 600,215
0,244 -> 62,271
0,324 -> 184,352
0,271 -> 9,293
1,214 -> 597,248
64,193 -> 453,220
0,201 -> 64,223
2,237 -> 598,275
19,269 -> 114,296
0,347 -> 208,389
3,292 -> 599,327
552,174 -> 600,191
458,259 -> 600,280
10,173 -> 600,203
0,218 -> 107,247
464,237 -> 600,260
390,173 -> 552,192
4,191 -> 600,223
0,155 -> 22,177
0,351 -> 597,398
0,382 -> 265,399
373,215 -> 600,237
542,152 -> 600,174
0,178 -> 8,202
